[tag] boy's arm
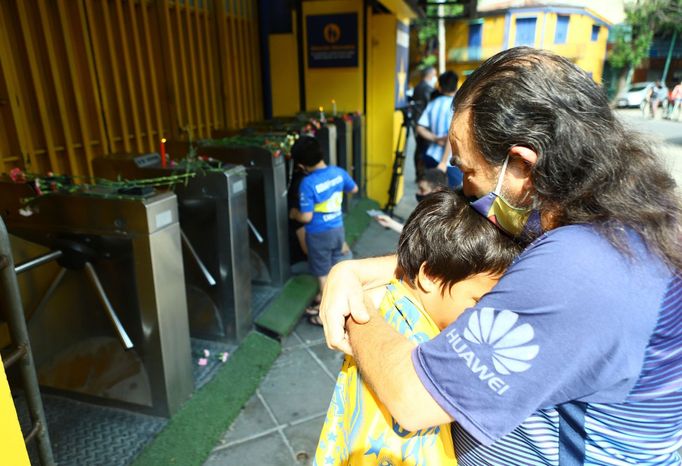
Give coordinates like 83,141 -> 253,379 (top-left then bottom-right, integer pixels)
289,208 -> 312,223
294,178 -> 314,224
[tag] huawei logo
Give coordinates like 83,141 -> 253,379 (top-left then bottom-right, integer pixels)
463,308 -> 539,375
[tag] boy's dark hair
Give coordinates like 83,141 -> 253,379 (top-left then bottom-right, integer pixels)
291,135 -> 323,167
438,71 -> 459,93
397,190 -> 523,293
417,168 -> 448,191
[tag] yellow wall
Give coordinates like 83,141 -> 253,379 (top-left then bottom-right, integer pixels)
366,12 -> 399,205
269,12 -> 301,116
302,0 -> 365,113
0,357 -> 30,465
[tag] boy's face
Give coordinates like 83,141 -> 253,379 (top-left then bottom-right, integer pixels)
419,272 -> 500,330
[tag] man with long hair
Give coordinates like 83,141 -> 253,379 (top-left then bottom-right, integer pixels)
318,47 -> 682,464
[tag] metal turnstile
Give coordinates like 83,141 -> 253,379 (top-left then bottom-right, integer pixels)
197,143 -> 290,287
351,113 -> 367,196
0,180 -> 193,417
92,154 -> 252,344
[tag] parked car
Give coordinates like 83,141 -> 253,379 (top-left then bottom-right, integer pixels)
616,82 -> 668,108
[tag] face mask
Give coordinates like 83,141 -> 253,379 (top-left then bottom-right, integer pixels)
470,155 -> 541,239
428,76 -> 438,88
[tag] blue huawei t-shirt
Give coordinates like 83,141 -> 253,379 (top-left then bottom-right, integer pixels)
412,225 -> 682,465
299,166 -> 356,234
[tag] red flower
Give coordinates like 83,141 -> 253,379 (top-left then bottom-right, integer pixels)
9,167 -> 25,183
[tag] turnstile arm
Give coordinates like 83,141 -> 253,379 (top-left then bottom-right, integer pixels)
180,229 -> 217,286
83,263 -> 134,350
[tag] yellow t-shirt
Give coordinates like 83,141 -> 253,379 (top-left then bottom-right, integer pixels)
314,279 -> 456,465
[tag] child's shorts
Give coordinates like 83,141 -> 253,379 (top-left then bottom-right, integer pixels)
306,226 -> 349,277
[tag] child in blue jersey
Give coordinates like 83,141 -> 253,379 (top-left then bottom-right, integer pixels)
289,136 -> 358,325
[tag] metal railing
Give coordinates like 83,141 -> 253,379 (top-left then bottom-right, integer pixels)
0,217 -> 55,465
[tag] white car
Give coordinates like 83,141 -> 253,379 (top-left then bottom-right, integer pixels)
616,82 -> 668,108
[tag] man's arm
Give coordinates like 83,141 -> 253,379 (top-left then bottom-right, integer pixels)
437,137 -> 452,173
416,125 -> 446,145
347,304 -> 454,432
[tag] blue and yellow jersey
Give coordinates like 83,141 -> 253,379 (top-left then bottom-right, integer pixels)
299,166 -> 356,233
314,279 -> 456,466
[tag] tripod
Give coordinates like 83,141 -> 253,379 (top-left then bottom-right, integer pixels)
384,103 -> 416,216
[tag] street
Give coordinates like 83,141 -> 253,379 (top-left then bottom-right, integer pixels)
615,109 -> 682,186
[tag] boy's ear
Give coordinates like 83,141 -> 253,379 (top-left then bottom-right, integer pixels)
417,263 -> 438,294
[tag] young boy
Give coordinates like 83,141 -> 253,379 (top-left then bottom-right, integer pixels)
289,136 -> 358,325
374,168 -> 449,233
314,190 -> 523,465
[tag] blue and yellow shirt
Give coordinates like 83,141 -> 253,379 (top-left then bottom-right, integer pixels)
299,166 -> 356,234
314,279 -> 456,466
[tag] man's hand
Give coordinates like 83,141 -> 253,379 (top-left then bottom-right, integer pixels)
319,256 -> 398,354
319,261 -> 370,355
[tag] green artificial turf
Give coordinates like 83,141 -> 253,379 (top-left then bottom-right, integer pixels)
254,274 -> 318,336
344,197 -> 380,246
131,332 -> 280,466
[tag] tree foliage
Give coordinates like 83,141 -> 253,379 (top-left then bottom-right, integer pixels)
413,4 -> 464,69
608,0 -> 682,70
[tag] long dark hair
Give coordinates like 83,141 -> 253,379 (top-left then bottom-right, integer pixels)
454,47 -> 681,270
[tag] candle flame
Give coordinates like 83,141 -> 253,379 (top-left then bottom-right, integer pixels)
161,138 -> 167,143
332,99 -> 336,104
319,106 -> 324,112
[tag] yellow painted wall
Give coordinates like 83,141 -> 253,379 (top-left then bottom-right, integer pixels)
366,12 -> 398,206
482,16 -> 506,51
0,357 -> 31,466
269,12 -> 301,116
302,0 -> 365,113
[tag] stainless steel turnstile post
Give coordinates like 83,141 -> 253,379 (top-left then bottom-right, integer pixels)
0,217 -> 55,466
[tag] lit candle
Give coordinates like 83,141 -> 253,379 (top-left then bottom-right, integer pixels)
160,138 -> 167,168
332,99 -> 337,116
319,106 -> 326,123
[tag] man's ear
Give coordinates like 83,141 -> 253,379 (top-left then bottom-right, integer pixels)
508,145 -> 537,190
417,263 -> 438,294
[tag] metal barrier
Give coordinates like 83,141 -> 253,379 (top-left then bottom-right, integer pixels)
0,216 -> 55,465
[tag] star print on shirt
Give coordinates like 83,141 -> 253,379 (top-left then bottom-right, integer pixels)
365,432 -> 387,458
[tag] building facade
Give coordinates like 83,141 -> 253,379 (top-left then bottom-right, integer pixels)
445,3 -> 612,84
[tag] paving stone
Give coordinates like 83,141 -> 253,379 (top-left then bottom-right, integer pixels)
308,342 -> 345,378
217,392 -> 276,446
259,347 -> 334,425
284,414 -> 328,466
204,432 -> 293,466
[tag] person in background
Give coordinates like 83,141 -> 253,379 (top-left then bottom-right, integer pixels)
416,71 -> 463,189
666,79 -> 682,121
374,168 -> 449,233
411,66 -> 438,182
289,136 -> 358,326
649,80 -> 668,119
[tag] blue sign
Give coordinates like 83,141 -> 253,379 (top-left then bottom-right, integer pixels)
395,21 -> 410,108
307,13 -> 358,68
